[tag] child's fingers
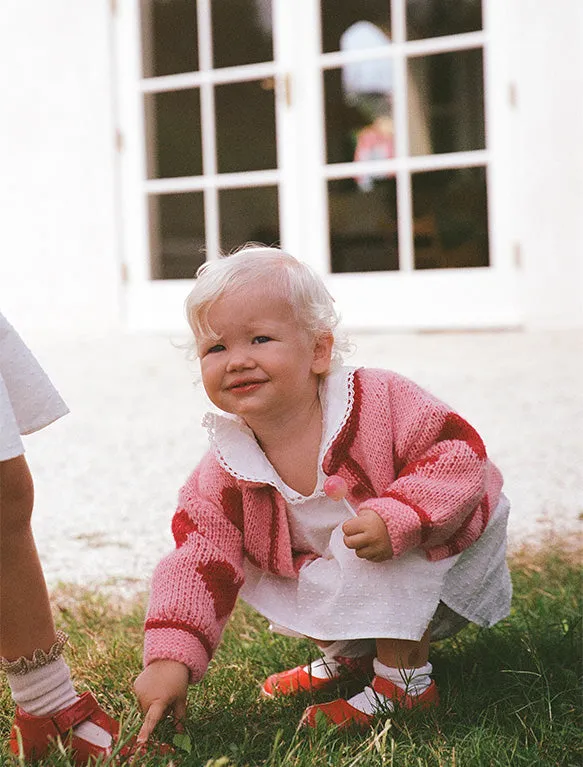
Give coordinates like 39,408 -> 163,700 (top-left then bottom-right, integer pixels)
137,700 -> 167,743
342,517 -> 365,536
173,699 -> 188,732
343,531 -> 374,551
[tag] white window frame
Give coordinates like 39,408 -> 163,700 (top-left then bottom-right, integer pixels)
114,0 -> 521,331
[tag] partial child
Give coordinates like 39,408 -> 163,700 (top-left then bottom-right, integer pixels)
135,246 -> 511,737
1,313 -> 127,762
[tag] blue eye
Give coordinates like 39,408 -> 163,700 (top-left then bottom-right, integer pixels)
253,336 -> 271,344
207,344 -> 225,354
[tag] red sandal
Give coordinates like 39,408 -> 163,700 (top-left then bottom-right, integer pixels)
9,690 -> 172,764
301,675 -> 439,729
261,654 -> 374,698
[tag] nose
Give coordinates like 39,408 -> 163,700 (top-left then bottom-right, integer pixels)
225,347 -> 256,372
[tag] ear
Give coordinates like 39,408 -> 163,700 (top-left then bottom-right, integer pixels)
311,332 -> 334,375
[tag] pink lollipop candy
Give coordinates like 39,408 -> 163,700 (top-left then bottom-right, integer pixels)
324,475 -> 348,501
324,475 -> 357,517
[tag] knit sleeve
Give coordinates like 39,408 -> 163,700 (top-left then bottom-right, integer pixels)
143,456 -> 245,683
361,374 -> 489,560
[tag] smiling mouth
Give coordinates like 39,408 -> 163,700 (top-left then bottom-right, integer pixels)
228,380 -> 266,391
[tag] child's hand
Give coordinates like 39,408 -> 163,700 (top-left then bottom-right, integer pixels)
342,508 -> 393,562
134,659 -> 190,744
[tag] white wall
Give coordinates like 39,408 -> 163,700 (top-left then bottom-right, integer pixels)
509,0 -> 583,328
0,0 -> 121,331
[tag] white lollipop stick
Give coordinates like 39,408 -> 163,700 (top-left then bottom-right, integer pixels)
323,475 -> 358,518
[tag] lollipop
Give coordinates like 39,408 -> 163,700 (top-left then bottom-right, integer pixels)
323,475 -> 357,517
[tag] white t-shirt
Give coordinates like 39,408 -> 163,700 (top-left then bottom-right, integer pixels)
0,311 -> 68,461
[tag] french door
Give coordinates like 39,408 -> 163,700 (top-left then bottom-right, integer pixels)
116,0 -> 520,331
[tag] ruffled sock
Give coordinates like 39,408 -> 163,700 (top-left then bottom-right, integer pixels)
6,654 -> 112,748
346,658 -> 433,715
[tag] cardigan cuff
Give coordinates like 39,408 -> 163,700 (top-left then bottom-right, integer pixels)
144,627 -> 210,684
359,498 -> 423,558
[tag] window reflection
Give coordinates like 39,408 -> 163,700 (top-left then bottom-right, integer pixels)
144,90 -> 203,179
215,80 -> 277,173
219,186 -> 279,254
408,49 -> 485,156
412,166 -> 489,269
329,178 -> 399,273
149,193 -> 205,280
321,1 -> 391,53
141,0 -> 198,78
407,0 -> 482,41
340,22 -> 395,177
324,57 -> 395,173
211,0 -> 273,68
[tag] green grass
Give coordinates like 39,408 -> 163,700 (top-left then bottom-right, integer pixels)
1,544 -> 581,766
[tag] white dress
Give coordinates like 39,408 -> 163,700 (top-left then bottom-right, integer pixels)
205,367 -> 512,643
0,311 -> 68,461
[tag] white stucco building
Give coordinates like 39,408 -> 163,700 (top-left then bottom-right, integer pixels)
1,0 -> 581,334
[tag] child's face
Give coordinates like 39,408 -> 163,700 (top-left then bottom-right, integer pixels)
197,284 -> 332,427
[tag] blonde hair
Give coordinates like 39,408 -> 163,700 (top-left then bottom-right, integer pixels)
184,244 -> 351,365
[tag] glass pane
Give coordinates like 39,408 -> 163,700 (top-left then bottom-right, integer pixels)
215,81 -> 277,173
144,90 -> 202,179
141,0 -> 198,78
407,0 -> 482,41
321,3 -> 392,53
412,166 -> 489,269
329,178 -> 398,273
324,67 -> 395,166
149,193 -> 205,280
211,0 -> 273,68
408,49 -> 484,156
219,186 -> 279,254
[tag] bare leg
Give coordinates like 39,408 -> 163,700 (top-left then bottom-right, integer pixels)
376,627 -> 431,669
0,455 -> 57,660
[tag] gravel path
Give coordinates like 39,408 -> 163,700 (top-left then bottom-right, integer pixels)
21,328 -> 582,596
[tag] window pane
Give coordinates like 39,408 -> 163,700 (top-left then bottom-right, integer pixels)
141,0 -> 198,78
219,186 -> 279,254
324,67 -> 395,166
321,3 -> 392,53
144,90 -> 203,179
408,49 -> 484,156
407,0 -> 482,41
215,81 -> 277,173
412,166 -> 489,270
329,178 -> 399,273
211,0 -> 273,68
149,193 -> 205,280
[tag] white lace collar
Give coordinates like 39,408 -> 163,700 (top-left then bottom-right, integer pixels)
202,366 -> 356,504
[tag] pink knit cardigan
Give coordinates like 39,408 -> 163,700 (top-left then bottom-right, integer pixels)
144,368 -> 503,680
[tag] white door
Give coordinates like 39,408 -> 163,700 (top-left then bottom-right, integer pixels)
116,0 -> 521,331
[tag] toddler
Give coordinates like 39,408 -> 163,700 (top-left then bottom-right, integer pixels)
135,246 -> 511,738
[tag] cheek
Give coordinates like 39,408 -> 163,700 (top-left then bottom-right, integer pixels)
200,361 -> 221,395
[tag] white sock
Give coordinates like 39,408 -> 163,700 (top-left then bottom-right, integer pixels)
8,657 -> 112,749
346,659 -> 433,715
302,639 -> 375,679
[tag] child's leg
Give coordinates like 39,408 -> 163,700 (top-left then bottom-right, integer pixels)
376,630 -> 431,670
0,456 -> 114,756
0,455 -> 59,659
